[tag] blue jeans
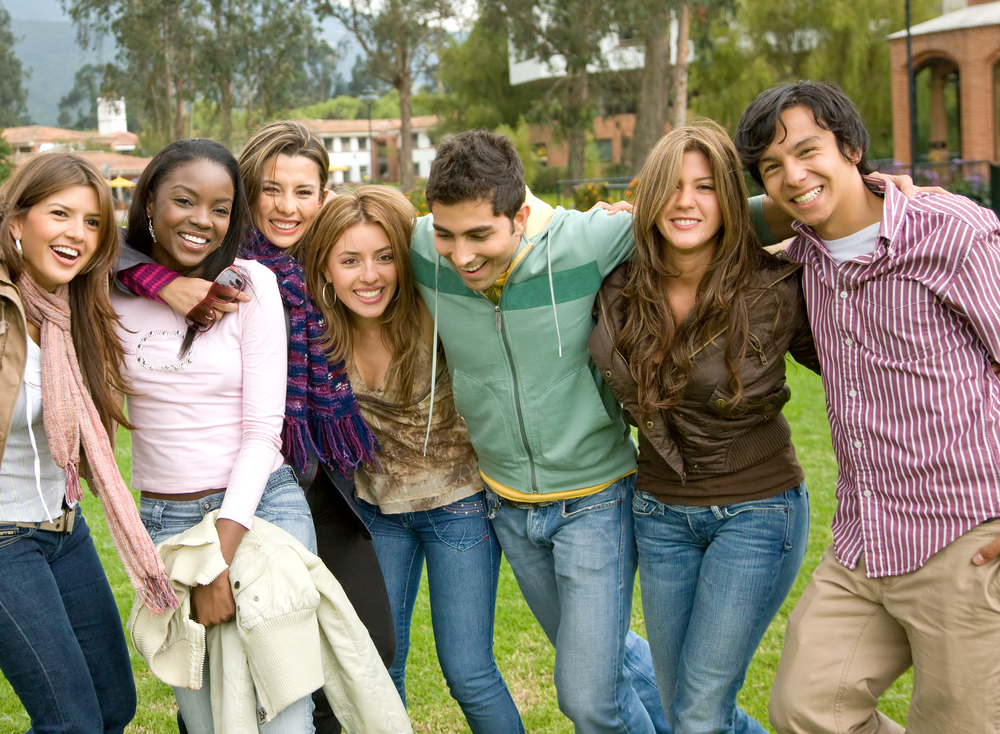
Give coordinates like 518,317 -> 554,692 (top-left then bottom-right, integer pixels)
356,492 -> 524,734
633,484 -> 809,734
489,475 -> 669,734
0,509 -> 136,733
140,465 -> 317,734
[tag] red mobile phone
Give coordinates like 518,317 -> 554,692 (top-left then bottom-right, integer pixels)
184,267 -> 246,332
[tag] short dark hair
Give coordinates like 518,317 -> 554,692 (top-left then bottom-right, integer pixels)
734,80 -> 872,188
425,129 -> 525,220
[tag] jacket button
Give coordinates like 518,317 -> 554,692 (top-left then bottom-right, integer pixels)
234,581 -> 240,590
646,421 -> 653,428
715,398 -> 726,408
605,370 -> 612,378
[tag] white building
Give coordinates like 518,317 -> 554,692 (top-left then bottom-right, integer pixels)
296,116 -> 438,185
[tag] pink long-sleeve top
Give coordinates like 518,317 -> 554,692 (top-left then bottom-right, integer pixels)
111,259 -> 286,529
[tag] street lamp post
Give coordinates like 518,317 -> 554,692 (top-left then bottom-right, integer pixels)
360,85 -> 379,181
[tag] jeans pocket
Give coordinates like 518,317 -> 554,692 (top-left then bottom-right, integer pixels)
0,523 -> 31,549
632,489 -> 660,517
428,502 -> 489,552
562,485 -> 623,519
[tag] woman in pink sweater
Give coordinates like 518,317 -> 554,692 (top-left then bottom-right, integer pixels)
111,138 -> 316,734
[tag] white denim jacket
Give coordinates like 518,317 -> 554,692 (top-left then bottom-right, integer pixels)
127,511 -> 411,734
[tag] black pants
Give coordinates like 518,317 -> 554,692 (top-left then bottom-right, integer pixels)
306,471 -> 396,734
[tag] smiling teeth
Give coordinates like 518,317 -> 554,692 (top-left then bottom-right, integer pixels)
51,246 -> 79,259
355,289 -> 383,299
793,187 -> 822,204
673,219 -> 699,226
461,263 -> 483,272
272,221 -> 298,231
180,234 -> 208,245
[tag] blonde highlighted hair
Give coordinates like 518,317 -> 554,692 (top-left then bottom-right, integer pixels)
618,119 -> 791,415
239,120 -> 329,214
295,185 -> 422,404
0,152 -> 131,433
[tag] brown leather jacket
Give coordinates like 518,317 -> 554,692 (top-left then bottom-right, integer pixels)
0,261 -> 28,468
589,261 -> 820,484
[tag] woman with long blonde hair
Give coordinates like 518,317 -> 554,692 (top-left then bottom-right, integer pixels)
590,120 -> 819,734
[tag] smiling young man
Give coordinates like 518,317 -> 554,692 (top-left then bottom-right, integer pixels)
735,81 -> 1000,734
409,130 -> 668,734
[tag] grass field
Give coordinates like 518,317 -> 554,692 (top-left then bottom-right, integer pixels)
0,364 -> 913,733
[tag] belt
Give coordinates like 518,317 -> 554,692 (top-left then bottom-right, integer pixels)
502,497 -> 562,511
11,505 -> 76,533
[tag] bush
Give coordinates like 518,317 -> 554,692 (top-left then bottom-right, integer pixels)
404,184 -> 429,216
573,181 -> 609,211
948,175 -> 991,208
532,166 -> 568,194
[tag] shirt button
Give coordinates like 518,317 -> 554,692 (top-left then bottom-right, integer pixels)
863,489 -> 872,498
849,390 -> 857,397
854,440 -> 862,448
844,338 -> 853,346
840,291 -> 848,298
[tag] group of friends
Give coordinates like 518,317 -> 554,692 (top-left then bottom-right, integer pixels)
1,78 -> 999,734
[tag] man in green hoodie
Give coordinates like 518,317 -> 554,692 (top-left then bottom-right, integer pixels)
411,130 -> 667,734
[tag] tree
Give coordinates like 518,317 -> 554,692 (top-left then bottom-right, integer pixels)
67,0 -> 341,151
316,0 -> 454,190
0,135 -> 14,183
0,4 -> 29,127
57,64 -> 108,130
490,0 -> 618,180
428,15 -> 536,133
688,0 -> 938,157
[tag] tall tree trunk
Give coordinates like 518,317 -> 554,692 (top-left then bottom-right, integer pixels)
566,64 -> 588,181
672,3 -> 690,129
163,16 -> 176,146
631,1 -> 673,173
397,67 -> 414,190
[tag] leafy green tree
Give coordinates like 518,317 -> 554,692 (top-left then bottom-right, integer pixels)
488,0 -> 618,180
0,4 -> 29,127
57,64 -> 108,130
0,135 -> 15,183
689,0 -> 938,158
315,0 -> 454,189
428,15 -> 535,133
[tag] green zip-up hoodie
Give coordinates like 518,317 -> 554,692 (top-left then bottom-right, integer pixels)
410,197 -> 637,499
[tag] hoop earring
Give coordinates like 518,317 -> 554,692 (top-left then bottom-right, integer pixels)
391,288 -> 400,302
147,219 -> 158,244
322,281 -> 337,307
14,238 -> 21,256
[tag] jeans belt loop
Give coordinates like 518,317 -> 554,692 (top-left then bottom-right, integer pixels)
12,505 -> 76,533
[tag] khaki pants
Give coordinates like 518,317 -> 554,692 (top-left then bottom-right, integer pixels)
770,522 -> 1000,734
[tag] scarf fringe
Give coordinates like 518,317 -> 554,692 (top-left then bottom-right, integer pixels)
64,463 -> 82,504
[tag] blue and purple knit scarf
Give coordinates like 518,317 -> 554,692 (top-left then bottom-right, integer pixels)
241,228 -> 377,475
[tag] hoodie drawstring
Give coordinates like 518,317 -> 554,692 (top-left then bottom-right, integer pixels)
546,238 -> 563,358
423,258 -> 440,457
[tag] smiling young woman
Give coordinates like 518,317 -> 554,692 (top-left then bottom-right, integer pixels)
0,153 -> 176,734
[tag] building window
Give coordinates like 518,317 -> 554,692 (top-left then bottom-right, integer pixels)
323,137 -> 334,152
340,137 -> 351,151
359,165 -> 369,180
412,133 -> 420,148
596,139 -> 613,162
357,137 -> 368,150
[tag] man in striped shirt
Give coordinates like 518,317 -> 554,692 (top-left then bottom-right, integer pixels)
735,81 -> 1000,734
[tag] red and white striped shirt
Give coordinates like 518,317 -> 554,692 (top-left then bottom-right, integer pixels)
786,181 -> 1000,578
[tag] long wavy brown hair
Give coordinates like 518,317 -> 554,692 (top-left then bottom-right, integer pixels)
294,185 -> 423,405
618,120 -> 789,416
0,153 -> 131,433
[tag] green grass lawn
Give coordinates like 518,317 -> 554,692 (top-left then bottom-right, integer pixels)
0,364 -> 913,733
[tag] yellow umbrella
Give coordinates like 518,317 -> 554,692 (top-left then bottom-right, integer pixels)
329,164 -> 350,172
108,176 -> 136,188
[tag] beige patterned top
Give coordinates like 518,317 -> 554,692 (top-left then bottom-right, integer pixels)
350,338 -> 480,513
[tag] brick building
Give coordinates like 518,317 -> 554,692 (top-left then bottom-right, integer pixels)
888,0 -> 1000,164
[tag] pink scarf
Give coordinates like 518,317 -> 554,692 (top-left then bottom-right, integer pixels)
18,273 -> 178,613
